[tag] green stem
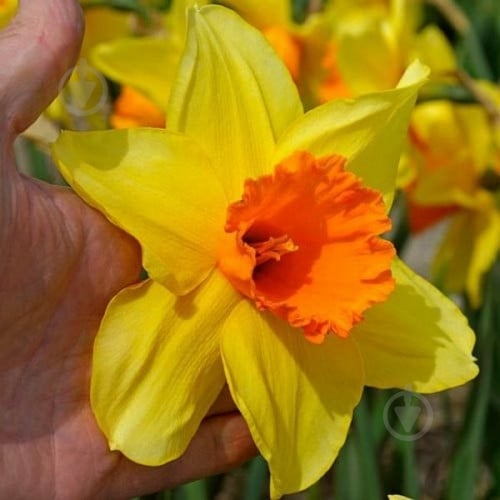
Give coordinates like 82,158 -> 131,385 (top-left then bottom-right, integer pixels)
393,399 -> 420,499
353,396 -> 383,500
445,260 -> 498,499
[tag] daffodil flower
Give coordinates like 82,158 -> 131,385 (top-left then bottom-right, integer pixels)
52,6 -> 477,498
89,0 -> 206,124
408,89 -> 500,307
334,0 -> 455,95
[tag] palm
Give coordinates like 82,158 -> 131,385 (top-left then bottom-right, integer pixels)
0,1 -> 255,497
0,158 -> 141,497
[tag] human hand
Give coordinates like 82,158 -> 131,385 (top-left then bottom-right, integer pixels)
0,1 -> 256,498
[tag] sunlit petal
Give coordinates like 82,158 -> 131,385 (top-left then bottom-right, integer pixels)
92,271 -> 240,464
168,5 -> 303,200
274,61 -> 429,209
353,259 -> 478,393
52,128 -> 227,294
221,301 -> 363,498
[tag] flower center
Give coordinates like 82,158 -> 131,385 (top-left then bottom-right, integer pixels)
217,151 -> 395,343
245,234 -> 298,266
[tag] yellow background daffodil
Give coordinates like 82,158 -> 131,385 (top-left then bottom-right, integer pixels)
89,0 -> 207,127
52,5 -> 477,498
408,86 -> 500,307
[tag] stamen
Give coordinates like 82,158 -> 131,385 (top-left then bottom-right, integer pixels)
247,235 -> 298,266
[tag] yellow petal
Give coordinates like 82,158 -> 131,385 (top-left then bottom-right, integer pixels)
466,205 -> 500,307
336,16 -> 401,94
162,0 -> 209,41
431,198 -> 500,307
412,25 -> 456,75
52,129 -> 227,294
432,211 -> 472,295
92,271 -> 240,465
221,301 -> 363,498
81,7 -> 132,57
91,36 -> 179,111
168,5 -> 303,200
274,61 -> 428,209
409,102 -> 480,208
353,258 -> 478,393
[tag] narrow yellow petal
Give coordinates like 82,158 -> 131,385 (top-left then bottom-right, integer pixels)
432,212 -> 472,295
91,36 -> 179,111
168,5 -> 303,200
52,129 -> 227,295
353,258 -> 478,393
221,301 -> 363,498
466,206 -> 500,307
412,25 -> 457,75
92,271 -> 240,465
274,60 -> 429,209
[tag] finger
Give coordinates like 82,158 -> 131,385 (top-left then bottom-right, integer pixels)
109,413 -> 258,499
0,0 -> 84,138
207,385 -> 236,416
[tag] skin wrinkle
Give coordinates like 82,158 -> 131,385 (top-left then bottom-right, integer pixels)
0,180 -> 80,367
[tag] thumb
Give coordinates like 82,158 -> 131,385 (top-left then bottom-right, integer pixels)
0,0 -> 84,138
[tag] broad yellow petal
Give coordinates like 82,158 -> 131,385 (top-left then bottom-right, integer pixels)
52,129 -> 227,294
221,301 -> 363,498
91,36 -> 179,111
168,5 -> 303,200
353,259 -> 478,393
274,60 -> 429,209
92,271 -> 240,465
